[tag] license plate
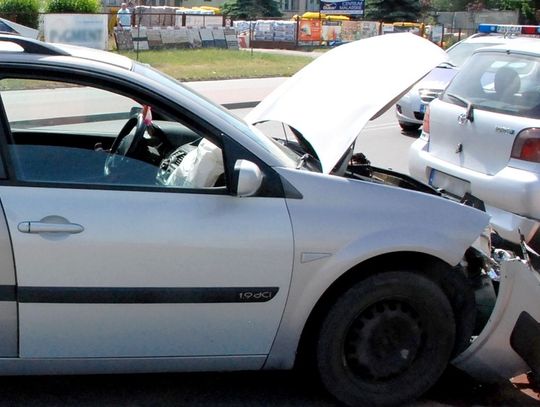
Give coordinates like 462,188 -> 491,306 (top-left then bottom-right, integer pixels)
429,169 -> 470,198
419,103 -> 427,113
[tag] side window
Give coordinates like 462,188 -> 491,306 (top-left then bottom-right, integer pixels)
0,78 -> 225,189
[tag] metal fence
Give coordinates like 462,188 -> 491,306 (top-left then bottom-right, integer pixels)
0,10 -> 521,53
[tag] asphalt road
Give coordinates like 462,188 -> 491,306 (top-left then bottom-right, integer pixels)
0,368 -> 536,406
231,103 -> 416,175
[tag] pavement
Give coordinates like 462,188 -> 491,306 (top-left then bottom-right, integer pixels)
185,76 -> 287,109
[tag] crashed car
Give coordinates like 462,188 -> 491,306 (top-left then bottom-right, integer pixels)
0,33 -> 536,407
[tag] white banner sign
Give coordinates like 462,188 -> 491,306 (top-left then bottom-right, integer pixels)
44,14 -> 108,50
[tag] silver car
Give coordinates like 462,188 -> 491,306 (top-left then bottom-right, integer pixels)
395,31 -> 519,132
0,33 -> 537,407
409,37 -> 540,250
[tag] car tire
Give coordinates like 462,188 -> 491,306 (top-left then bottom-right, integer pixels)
316,271 -> 456,407
399,122 -> 421,132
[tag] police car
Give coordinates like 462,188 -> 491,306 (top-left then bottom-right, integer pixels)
409,24 -> 540,250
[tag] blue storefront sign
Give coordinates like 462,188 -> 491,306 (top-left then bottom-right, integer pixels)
320,0 -> 365,15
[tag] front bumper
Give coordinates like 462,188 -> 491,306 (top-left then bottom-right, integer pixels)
453,258 -> 540,382
395,92 -> 425,125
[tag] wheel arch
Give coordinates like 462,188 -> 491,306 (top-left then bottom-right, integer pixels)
295,250 -> 476,369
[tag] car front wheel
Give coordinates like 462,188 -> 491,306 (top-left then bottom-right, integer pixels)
316,271 -> 455,407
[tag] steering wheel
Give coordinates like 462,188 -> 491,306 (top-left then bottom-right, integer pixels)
104,112 -> 147,176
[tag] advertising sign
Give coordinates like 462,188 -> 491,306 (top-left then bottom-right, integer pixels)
322,23 -> 341,43
320,0 -> 364,15
431,25 -> 443,43
340,21 -> 380,41
45,14 -> 108,50
298,19 -> 321,41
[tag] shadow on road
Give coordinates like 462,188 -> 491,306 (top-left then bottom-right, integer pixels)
400,128 -> 422,138
0,369 -> 537,406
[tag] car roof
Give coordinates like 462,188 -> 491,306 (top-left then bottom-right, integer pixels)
0,34 -> 134,71
52,43 -> 134,70
461,33 -> 519,44
472,37 -> 540,56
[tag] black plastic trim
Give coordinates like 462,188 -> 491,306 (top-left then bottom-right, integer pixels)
222,101 -> 259,110
0,285 -> 15,301
510,311 -> 540,375
0,35 -> 69,56
18,286 -> 279,304
280,175 -> 303,199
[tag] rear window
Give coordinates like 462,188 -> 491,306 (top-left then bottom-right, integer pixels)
442,51 -> 540,119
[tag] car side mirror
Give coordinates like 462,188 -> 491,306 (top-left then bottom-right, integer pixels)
234,160 -> 263,197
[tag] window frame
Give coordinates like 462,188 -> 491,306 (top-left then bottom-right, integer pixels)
0,66 -> 234,195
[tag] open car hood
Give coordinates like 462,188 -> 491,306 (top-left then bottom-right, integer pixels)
246,33 -> 448,173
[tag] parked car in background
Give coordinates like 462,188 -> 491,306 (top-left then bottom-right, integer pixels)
409,35 -> 540,251
395,24 -> 530,132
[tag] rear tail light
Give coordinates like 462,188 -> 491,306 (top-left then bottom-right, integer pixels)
421,105 -> 430,142
511,128 -> 540,163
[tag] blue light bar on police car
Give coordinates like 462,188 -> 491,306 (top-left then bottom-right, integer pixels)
478,24 -> 540,35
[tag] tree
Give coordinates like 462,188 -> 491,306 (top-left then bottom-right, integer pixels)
221,0 -> 282,19
0,0 -> 40,28
45,0 -> 101,13
364,0 -> 422,21
489,0 -> 535,21
430,0 -> 470,10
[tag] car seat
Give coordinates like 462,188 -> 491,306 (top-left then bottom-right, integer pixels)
494,67 -> 521,103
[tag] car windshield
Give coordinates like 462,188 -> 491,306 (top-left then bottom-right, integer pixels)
132,61 -> 298,169
443,51 -> 540,118
447,41 -> 503,66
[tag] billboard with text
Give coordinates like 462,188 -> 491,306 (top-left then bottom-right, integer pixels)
320,0 -> 364,15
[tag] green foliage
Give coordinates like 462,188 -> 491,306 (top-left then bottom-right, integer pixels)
0,0 -> 40,28
118,48 -> 310,81
222,0 -> 282,19
45,0 -> 101,13
430,0 -> 470,10
365,0 -> 421,21
432,0 -> 533,18
492,0 -> 535,20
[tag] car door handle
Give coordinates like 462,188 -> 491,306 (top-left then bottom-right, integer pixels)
18,221 -> 84,234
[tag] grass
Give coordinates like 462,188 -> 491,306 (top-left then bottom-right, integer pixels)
118,48 -> 313,81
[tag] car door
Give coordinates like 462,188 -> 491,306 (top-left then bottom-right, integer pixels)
0,76 -> 294,359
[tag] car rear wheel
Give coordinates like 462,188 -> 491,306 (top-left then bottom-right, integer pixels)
399,121 -> 421,132
316,271 -> 455,407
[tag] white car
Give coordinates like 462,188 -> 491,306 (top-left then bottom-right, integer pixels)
0,33 -> 537,407
409,36 -> 540,251
395,26 -> 525,132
